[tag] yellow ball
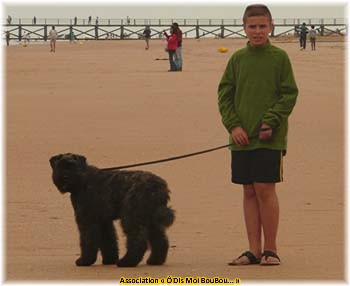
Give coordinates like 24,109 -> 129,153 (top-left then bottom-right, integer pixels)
218,46 -> 228,53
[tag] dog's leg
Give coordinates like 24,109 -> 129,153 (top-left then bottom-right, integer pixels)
75,223 -> 100,266
147,227 -> 169,265
99,220 -> 118,265
117,218 -> 148,267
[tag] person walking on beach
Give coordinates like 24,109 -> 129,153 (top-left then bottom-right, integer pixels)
309,25 -> 317,51
218,4 -> 298,266
49,26 -> 58,52
163,27 -> 178,72
172,22 -> 183,71
298,22 -> 308,50
143,25 -> 151,50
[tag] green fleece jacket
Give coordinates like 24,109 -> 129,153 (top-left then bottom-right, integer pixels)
218,41 -> 298,151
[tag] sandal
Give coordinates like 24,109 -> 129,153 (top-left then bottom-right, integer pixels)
228,251 -> 260,266
260,250 -> 281,266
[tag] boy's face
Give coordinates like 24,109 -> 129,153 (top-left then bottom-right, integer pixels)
244,16 -> 273,47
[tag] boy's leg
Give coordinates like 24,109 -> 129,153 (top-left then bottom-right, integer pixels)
243,184 -> 262,257
229,184 -> 262,265
254,182 -> 280,263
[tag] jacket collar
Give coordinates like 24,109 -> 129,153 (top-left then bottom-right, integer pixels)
246,39 -> 271,51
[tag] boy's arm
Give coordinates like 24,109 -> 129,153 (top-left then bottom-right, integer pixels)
218,57 -> 241,133
261,54 -> 298,129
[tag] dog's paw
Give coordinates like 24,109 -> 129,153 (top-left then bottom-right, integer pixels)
75,257 -> 95,266
102,257 -> 118,265
146,258 -> 165,265
116,258 -> 138,267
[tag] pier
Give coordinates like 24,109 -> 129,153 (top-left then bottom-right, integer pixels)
3,17 -> 347,42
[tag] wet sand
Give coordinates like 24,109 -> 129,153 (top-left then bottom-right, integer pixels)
5,37 -> 345,282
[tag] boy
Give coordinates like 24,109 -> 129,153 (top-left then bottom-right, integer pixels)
143,25 -> 151,50
298,22 -> 308,50
218,4 -> 298,266
49,26 -> 58,53
309,25 -> 317,51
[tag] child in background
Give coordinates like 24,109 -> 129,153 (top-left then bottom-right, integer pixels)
309,25 -> 317,51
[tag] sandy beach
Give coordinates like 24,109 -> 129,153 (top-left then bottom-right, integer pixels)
5,36 -> 345,282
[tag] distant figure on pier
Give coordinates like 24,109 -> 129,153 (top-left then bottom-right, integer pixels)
172,22 -> 183,71
309,25 -> 317,51
96,17 -> 99,25
74,16 -> 77,25
143,25 -> 151,50
6,31 -> 10,46
88,16 -> 92,25
49,26 -> 58,52
33,16 -> 37,25
297,22 -> 308,50
126,16 -> 130,25
7,15 -> 12,24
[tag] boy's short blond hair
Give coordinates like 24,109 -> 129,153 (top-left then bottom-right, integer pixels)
243,4 -> 272,24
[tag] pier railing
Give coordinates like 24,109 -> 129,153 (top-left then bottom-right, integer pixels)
3,18 -> 347,41
4,17 -> 346,26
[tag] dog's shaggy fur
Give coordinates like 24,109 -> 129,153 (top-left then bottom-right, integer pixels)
49,153 -> 175,267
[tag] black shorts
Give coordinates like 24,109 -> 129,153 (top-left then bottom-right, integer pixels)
231,149 -> 285,185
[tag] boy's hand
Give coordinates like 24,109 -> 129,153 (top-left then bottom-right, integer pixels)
232,127 -> 249,146
259,123 -> 272,141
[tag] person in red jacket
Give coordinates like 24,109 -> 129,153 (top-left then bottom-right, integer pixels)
164,27 -> 178,72
173,23 -> 183,71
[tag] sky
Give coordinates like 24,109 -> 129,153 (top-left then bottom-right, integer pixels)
2,0 -> 347,20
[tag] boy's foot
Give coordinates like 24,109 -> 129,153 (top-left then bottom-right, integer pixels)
260,250 -> 280,266
228,251 -> 260,266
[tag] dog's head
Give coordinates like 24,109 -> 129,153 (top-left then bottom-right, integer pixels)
49,153 -> 87,193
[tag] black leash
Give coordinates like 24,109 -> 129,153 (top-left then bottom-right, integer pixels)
102,128 -> 271,171
102,143 -> 234,171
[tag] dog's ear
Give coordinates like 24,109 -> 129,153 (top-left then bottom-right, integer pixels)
74,154 -> 87,166
49,154 -> 63,168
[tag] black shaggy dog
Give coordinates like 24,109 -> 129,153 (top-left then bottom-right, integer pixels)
49,153 -> 175,267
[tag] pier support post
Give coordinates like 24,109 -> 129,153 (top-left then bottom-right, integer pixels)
18,25 -> 22,41
95,25 -> 98,39
69,25 -> 73,41
44,25 -> 47,41
121,25 -> 124,39
196,25 -> 199,39
220,25 -> 224,38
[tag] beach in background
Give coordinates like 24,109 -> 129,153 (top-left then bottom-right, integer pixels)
5,37 -> 345,281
